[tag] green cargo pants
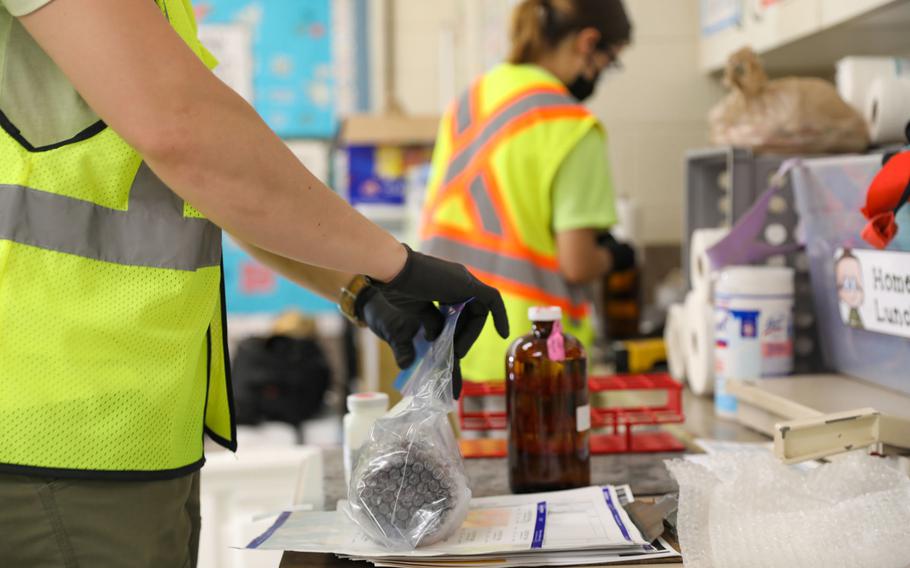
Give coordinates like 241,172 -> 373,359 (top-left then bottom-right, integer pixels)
0,472 -> 200,568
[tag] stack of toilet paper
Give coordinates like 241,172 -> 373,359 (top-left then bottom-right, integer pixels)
837,56 -> 910,145
865,77 -> 910,145
665,228 -> 729,395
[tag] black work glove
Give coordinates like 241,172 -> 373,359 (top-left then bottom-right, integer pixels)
365,245 -> 511,396
597,232 -> 637,273
356,287 -> 462,399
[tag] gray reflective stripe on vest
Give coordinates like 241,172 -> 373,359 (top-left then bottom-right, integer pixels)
455,89 -> 473,136
468,175 -> 503,237
443,92 -> 576,186
0,163 -> 221,271
422,236 -> 588,306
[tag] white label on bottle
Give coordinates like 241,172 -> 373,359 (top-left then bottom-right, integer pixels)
576,405 -> 591,432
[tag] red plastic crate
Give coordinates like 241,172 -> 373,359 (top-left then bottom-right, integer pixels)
458,438 -> 507,459
589,431 -> 685,453
589,373 -> 685,454
457,373 -> 686,458
458,381 -> 506,432
458,381 -> 507,458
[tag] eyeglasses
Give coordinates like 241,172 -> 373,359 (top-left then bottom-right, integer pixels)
606,54 -> 623,72
593,49 -> 623,73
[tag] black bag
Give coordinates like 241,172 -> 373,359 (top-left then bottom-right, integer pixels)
231,335 -> 332,427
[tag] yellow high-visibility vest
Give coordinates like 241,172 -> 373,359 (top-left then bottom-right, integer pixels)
421,64 -> 601,383
0,0 -> 235,478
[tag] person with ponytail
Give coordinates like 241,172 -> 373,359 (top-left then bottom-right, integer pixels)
420,0 -> 634,385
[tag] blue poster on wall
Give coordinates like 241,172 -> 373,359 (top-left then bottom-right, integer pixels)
700,0 -> 742,37
222,236 -> 337,316
195,0 -> 336,138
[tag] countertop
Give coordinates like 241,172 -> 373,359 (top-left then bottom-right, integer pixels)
281,392 -> 767,567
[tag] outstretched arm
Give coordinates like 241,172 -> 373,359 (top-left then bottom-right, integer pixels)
20,0 -> 406,281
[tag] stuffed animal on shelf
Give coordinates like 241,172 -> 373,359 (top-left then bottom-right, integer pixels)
710,47 -> 870,154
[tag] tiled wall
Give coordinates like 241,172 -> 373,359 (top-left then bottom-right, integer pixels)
586,0 -> 725,245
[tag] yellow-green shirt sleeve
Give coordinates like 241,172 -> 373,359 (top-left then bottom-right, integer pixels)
552,128 -> 618,233
3,0 -> 54,17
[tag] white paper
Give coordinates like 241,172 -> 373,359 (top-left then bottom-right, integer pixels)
286,140 -> 330,185
244,501 -> 538,557
359,538 -> 680,567
835,248 -> 910,340
443,486 -> 646,553
197,24 -> 254,102
339,487 -> 680,567
576,405 -> 591,432
245,486 -> 649,558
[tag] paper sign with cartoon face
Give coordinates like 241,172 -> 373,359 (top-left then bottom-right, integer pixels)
834,248 -> 910,338
835,249 -> 865,329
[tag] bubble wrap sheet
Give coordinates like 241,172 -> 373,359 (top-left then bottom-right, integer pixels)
666,453 -> 910,568
346,306 -> 471,550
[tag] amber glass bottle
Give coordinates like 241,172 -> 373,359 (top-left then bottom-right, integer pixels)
506,307 -> 590,494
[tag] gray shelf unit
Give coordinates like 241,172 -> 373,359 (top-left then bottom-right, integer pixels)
684,147 -> 824,374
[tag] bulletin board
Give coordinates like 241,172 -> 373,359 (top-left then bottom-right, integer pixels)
195,0 -> 336,138
221,140 -> 337,317
222,236 -> 337,316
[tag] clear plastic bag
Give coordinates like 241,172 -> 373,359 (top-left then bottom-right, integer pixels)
666,453 -> 910,568
346,305 -> 471,550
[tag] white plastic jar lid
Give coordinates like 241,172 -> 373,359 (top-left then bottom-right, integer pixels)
716,266 -> 795,297
347,392 -> 389,412
528,306 -> 563,322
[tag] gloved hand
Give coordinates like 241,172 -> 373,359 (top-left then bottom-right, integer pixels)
365,245 -> 510,396
355,287 -> 465,398
597,232 -> 637,272
355,286 -> 420,368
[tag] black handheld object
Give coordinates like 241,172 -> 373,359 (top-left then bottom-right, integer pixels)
597,231 -> 637,272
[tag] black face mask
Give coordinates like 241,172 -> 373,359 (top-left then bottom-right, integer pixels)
567,69 -> 602,102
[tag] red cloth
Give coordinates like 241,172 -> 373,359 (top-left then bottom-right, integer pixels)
861,151 -> 910,249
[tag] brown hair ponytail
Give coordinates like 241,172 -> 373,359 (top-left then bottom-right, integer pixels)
508,0 -> 632,64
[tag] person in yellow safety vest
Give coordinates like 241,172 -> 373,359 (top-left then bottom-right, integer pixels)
0,0 -> 508,565
421,0 -> 636,385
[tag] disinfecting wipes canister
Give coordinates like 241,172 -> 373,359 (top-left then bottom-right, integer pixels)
714,267 -> 795,418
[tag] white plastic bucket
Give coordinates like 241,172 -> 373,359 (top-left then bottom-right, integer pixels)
714,267 -> 795,418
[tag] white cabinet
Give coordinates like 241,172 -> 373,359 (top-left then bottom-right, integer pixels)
820,0 -> 896,27
751,0 -> 820,53
699,0 -> 910,74
699,0 -> 820,72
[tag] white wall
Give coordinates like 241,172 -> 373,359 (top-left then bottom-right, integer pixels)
587,0 -> 724,244
379,0 -> 723,245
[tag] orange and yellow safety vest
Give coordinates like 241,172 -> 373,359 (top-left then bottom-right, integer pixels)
421,64 -> 601,382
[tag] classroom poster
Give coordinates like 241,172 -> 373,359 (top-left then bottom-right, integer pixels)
700,0 -> 743,36
195,0 -> 336,138
222,236 -> 336,316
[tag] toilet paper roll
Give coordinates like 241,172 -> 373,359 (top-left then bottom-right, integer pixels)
664,304 -> 688,383
690,228 -> 730,300
865,78 -> 910,145
837,56 -> 910,113
684,292 -> 715,397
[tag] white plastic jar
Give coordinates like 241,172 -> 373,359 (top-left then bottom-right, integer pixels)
714,267 -> 795,418
343,392 -> 389,487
